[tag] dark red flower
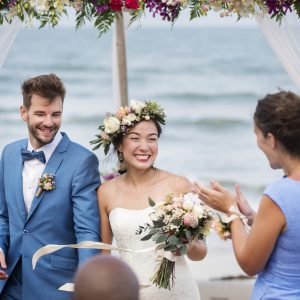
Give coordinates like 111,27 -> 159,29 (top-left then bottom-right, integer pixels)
110,0 -> 122,11
125,0 -> 139,10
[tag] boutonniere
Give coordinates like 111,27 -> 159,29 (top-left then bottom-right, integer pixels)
36,173 -> 56,197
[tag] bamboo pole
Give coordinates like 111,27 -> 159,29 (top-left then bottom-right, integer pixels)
114,12 -> 128,106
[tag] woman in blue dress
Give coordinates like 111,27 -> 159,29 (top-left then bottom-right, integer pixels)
194,90 -> 300,299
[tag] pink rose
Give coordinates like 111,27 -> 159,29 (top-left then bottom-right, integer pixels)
183,213 -> 191,226
183,213 -> 198,228
44,182 -> 53,190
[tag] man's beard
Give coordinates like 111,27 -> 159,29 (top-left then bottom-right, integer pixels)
28,125 -> 58,147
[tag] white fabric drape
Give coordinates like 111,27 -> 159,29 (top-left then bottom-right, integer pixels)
256,11 -> 300,89
0,19 -> 22,69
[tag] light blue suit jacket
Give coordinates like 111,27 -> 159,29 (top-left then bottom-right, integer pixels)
0,133 -> 101,299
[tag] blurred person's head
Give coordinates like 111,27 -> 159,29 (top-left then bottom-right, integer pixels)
254,90 -> 300,169
74,255 -> 139,300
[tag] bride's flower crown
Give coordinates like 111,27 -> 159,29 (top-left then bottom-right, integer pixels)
91,100 -> 166,155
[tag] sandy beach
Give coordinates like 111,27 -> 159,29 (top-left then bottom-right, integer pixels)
188,232 -> 255,300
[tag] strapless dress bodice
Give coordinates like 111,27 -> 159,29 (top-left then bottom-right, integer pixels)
109,207 -> 201,300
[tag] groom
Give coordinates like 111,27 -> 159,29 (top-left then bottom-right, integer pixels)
0,74 -> 101,299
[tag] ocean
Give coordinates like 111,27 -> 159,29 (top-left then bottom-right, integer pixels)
0,25 -> 297,208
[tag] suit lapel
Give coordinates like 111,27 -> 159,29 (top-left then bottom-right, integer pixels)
26,133 -> 70,222
15,141 -> 27,223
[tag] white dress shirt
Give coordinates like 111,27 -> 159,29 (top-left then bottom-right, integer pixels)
22,132 -> 62,214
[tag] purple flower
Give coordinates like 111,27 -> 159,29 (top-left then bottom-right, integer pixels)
5,0 -> 17,8
265,0 -> 292,17
92,0 -> 110,14
145,0 -> 181,22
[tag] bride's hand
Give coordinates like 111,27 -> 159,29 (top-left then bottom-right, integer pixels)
193,181 -> 237,214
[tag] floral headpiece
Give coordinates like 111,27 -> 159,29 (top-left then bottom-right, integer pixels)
91,100 -> 166,155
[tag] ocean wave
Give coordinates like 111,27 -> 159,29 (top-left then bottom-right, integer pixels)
169,117 -> 250,128
193,178 -> 265,195
65,114 -> 105,125
160,91 -> 258,102
0,107 -> 18,113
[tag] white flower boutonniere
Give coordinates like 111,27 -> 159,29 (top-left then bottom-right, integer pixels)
36,173 -> 56,197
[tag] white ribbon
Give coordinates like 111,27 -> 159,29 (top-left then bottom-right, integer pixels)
59,283 -> 74,292
162,251 -> 177,262
32,241 -> 157,292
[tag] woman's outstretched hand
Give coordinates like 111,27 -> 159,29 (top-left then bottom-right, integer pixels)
235,184 -> 256,226
193,181 -> 237,215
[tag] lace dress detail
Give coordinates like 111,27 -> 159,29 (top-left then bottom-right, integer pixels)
109,207 -> 201,300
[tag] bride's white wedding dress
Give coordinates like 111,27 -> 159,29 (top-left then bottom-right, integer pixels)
109,207 -> 201,300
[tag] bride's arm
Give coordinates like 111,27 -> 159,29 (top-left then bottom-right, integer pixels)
97,185 -> 113,254
187,239 -> 207,261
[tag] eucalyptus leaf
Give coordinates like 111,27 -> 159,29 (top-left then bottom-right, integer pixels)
172,219 -> 181,226
179,245 -> 188,255
141,233 -> 153,241
148,197 -> 156,207
168,235 -> 179,245
156,234 -> 168,243
152,219 -> 166,227
164,244 -> 177,252
185,229 -> 192,239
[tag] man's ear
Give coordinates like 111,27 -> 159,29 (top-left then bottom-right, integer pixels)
20,105 -> 28,122
266,132 -> 276,149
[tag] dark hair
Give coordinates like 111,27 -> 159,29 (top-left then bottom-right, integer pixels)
21,73 -> 66,108
254,90 -> 300,156
113,119 -> 163,174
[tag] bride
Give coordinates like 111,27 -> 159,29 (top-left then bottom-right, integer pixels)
95,100 -> 206,299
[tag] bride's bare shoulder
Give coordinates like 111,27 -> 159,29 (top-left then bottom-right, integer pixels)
97,175 -> 123,197
158,169 -> 192,193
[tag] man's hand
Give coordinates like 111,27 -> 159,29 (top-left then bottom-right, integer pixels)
0,250 -> 8,280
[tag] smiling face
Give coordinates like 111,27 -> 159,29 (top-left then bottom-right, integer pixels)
119,120 -> 159,171
20,94 -> 63,149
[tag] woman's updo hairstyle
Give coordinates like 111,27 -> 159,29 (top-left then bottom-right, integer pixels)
254,90 -> 300,156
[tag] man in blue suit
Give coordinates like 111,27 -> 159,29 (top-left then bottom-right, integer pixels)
0,73 -> 101,299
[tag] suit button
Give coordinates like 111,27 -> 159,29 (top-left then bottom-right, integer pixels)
23,229 -> 29,234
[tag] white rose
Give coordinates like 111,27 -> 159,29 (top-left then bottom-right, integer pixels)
124,113 -> 136,123
103,116 -> 120,134
183,192 -> 200,205
156,201 -> 165,207
183,199 -> 194,211
130,100 -> 146,114
192,205 -> 204,218
121,119 -> 131,126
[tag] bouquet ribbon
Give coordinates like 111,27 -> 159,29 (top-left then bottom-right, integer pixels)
32,241 -> 157,292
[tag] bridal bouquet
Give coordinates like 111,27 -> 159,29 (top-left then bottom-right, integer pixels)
136,192 -> 214,290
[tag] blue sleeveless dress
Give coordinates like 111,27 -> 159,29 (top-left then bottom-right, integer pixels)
250,177 -> 300,300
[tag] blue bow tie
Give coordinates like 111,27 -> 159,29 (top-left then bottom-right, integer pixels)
21,148 -> 46,164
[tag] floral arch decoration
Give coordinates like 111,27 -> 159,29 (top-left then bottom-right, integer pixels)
0,0 -> 300,35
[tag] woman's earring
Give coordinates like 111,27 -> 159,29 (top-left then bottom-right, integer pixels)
118,151 -> 124,162
118,151 -> 127,173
